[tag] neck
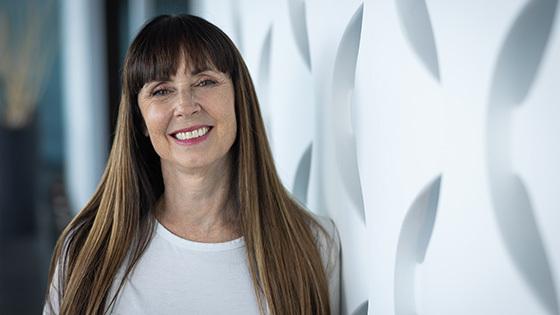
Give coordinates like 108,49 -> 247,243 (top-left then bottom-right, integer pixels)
157,156 -> 239,242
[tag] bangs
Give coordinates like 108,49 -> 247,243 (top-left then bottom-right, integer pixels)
126,15 -> 239,96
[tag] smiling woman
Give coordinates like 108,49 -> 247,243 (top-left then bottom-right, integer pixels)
138,60 -> 238,176
42,14 -> 340,315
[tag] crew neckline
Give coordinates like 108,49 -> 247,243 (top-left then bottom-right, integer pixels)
155,219 -> 245,252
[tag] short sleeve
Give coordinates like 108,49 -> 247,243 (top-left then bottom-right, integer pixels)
43,257 -> 63,315
43,233 -> 73,315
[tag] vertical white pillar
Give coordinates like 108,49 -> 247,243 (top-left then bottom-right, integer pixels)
128,0 -> 154,41
61,0 -> 108,214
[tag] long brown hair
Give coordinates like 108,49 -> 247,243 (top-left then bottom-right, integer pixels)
45,14 -> 331,314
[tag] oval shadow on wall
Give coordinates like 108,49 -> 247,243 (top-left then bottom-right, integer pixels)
395,0 -> 440,81
487,0 -> 559,314
287,0 -> 312,70
331,3 -> 366,223
351,300 -> 368,315
257,25 -> 274,142
293,143 -> 313,205
394,175 -> 442,315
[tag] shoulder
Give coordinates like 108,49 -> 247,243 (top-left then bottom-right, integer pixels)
305,211 -> 342,313
43,229 -> 74,314
306,211 -> 341,276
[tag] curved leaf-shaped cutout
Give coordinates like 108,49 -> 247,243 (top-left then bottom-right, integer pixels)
231,3 -> 244,53
489,0 -> 557,107
487,111 -> 559,315
331,4 -> 365,222
490,172 -> 559,315
487,1 -> 559,314
258,25 -> 273,93
258,25 -> 274,141
394,175 -> 441,315
487,122 -> 560,315
287,0 -> 312,70
293,143 -> 312,205
395,0 -> 440,81
351,300 -> 369,315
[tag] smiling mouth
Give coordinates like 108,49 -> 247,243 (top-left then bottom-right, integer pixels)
171,126 -> 212,141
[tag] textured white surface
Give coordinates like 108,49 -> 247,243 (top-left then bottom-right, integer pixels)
193,1 -> 560,314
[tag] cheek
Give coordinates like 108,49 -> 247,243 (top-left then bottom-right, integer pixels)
212,103 -> 237,150
224,104 -> 237,138
139,105 -> 172,158
228,116 -> 238,145
143,106 -> 169,134
206,91 -> 237,135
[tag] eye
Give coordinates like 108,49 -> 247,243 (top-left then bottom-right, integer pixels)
195,79 -> 217,87
151,88 -> 171,97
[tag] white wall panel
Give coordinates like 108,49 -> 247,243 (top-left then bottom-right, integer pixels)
264,0 -> 314,203
354,1 -> 443,313
193,1 -> 560,314
305,1 -> 370,313
515,19 -> 560,302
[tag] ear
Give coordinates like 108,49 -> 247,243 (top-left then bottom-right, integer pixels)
142,123 -> 149,137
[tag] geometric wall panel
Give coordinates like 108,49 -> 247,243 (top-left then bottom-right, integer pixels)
394,176 -> 441,315
487,0 -> 558,313
193,0 -> 560,314
395,0 -> 440,81
320,3 -> 369,314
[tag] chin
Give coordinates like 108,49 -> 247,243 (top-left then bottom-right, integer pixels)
179,156 -> 222,170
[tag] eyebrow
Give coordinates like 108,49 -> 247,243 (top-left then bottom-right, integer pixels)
190,67 -> 220,76
141,66 -> 224,90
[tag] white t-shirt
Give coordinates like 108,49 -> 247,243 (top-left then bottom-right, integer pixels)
44,213 -> 340,315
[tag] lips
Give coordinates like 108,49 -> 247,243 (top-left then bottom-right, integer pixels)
170,125 -> 213,135
169,125 -> 213,144
170,125 -> 213,136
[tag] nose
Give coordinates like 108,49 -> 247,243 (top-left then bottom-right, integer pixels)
174,88 -> 200,117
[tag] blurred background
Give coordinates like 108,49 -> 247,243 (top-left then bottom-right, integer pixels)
1,0 -> 559,314
0,0 -> 190,313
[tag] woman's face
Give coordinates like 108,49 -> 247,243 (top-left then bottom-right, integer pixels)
137,59 -> 237,172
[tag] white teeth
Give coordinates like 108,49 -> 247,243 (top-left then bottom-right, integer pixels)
174,127 -> 209,141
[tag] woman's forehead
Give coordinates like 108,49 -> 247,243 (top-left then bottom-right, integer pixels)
141,58 -> 215,82
139,59 -> 228,89
130,43 -> 233,94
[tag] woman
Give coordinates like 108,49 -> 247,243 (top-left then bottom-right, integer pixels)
44,14 -> 340,315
